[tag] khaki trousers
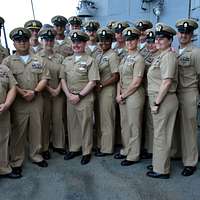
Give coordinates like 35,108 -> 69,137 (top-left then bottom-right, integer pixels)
120,88 -> 145,161
149,93 -> 178,174
0,111 -> 12,175
10,96 -> 44,167
42,94 -> 65,151
177,89 -> 199,167
67,94 -> 94,155
95,86 -> 116,153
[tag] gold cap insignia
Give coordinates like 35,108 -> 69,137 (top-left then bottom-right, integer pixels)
127,30 -> 132,36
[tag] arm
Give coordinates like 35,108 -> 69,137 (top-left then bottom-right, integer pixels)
61,79 -> 70,98
151,79 -> 172,114
121,76 -> 143,99
0,86 -> 16,113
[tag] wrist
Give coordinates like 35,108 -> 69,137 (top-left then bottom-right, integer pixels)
33,90 -> 39,96
153,101 -> 160,106
99,83 -> 103,89
78,93 -> 84,100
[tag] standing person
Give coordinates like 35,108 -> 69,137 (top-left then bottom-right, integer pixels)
134,20 -> 153,52
115,27 -> 145,166
37,27 -> 66,160
0,17 -> 9,63
94,27 -> 120,157
142,29 -> 159,159
68,16 -> 82,31
51,15 -> 73,57
0,64 -> 21,178
175,19 -> 200,176
24,20 -> 43,54
112,21 -> 129,60
85,20 -> 102,59
60,30 -> 99,165
146,23 -> 178,179
3,27 -> 50,175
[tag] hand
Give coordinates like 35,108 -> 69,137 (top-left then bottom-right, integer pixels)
95,83 -> 103,92
23,90 -> 35,102
151,105 -> 159,114
48,87 -> 60,97
68,93 -> 80,105
0,103 -> 9,113
116,95 -> 125,105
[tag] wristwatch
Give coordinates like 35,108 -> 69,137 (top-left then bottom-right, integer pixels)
78,93 -> 84,100
153,102 -> 160,107
99,83 -> 103,88
33,90 -> 39,96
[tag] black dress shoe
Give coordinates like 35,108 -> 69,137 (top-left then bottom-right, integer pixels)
141,152 -> 152,159
181,166 -> 196,176
0,172 -> 22,179
81,154 -> 91,165
52,147 -> 66,155
64,151 -> 81,160
146,171 -> 170,179
114,152 -> 127,159
33,160 -> 48,168
121,160 -> 138,166
147,165 -> 153,170
12,166 -> 22,175
42,151 -> 51,160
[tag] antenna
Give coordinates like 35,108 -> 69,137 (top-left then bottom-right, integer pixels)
30,0 -> 36,20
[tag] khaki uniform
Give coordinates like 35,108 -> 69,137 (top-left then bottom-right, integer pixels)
112,43 -> 127,61
0,44 -> 9,63
3,54 -> 50,167
37,50 -> 65,151
95,49 -> 119,153
29,44 -> 43,55
53,38 -> 73,57
147,49 -> 178,174
85,44 -> 102,59
177,43 -> 200,167
0,64 -> 17,174
119,51 -> 145,161
60,53 -> 99,155
142,48 -> 160,154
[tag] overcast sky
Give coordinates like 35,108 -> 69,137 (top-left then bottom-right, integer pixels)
1,0 -> 78,50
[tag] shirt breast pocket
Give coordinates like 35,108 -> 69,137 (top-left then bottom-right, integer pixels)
31,68 -> 43,74
76,64 -> 88,74
179,56 -> 191,67
0,76 -> 8,89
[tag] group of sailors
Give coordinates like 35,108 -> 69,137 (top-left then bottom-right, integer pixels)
0,14 -> 199,179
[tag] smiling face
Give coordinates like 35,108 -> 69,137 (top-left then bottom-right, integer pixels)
14,38 -> 30,55
177,32 -> 192,46
99,39 -> 112,52
155,36 -> 172,51
72,41 -> 86,53
126,38 -> 138,51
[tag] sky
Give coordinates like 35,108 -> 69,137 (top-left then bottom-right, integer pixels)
1,0 -> 78,50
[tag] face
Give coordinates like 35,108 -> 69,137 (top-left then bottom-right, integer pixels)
99,40 -> 112,52
86,30 -> 97,41
126,39 -> 138,51
30,29 -> 39,40
72,41 -> 86,53
54,25 -> 65,35
177,32 -> 192,46
41,38 -> 55,50
155,37 -> 171,50
14,38 -> 30,54
115,32 -> 125,43
70,24 -> 81,30
146,42 -> 158,53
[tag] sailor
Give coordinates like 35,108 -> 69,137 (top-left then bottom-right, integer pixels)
146,23 -> 178,179
175,18 -> 200,176
3,27 -> 51,175
60,30 -> 99,165
24,19 -> 43,54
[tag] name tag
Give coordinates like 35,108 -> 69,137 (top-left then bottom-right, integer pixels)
32,62 -> 43,69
